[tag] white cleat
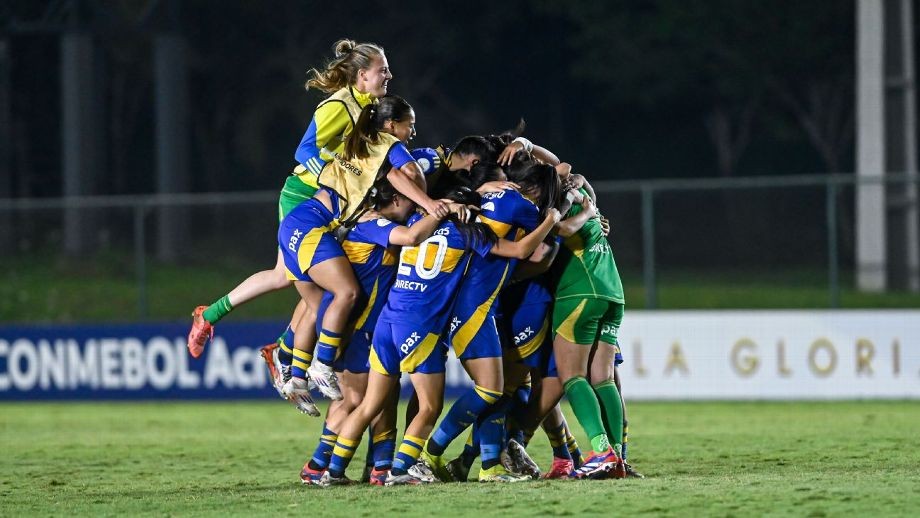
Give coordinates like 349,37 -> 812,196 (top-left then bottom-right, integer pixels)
307,361 -> 343,401
281,377 -> 320,417
384,461 -> 436,486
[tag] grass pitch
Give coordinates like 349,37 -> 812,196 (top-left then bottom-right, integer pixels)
1,401 -> 918,516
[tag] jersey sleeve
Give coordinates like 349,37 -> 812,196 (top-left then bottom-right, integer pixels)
359,218 -> 400,248
478,190 -> 520,239
512,195 -> 540,233
387,142 -> 415,170
410,147 -> 441,176
294,101 -> 351,172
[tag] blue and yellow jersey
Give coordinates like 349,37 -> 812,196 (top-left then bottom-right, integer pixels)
294,86 -> 374,185
378,215 -> 492,329
340,217 -> 401,332
452,189 -> 540,315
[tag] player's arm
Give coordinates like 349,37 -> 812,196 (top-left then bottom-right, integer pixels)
294,102 -> 350,169
556,196 -> 596,238
386,151 -> 449,218
489,209 -> 562,260
497,137 -> 561,166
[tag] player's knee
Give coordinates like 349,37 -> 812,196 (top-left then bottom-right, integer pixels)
332,285 -> 359,306
415,399 -> 443,423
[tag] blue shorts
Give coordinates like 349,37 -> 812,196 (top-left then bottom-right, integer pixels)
370,320 -> 448,376
334,328 -> 372,374
446,305 -> 503,360
501,301 -> 552,369
278,197 -> 343,281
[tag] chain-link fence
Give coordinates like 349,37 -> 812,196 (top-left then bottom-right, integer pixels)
1,174 -> 918,321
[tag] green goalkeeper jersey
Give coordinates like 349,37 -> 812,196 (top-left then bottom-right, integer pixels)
553,190 -> 625,303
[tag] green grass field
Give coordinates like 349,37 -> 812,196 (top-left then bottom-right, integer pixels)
1,401 -> 918,516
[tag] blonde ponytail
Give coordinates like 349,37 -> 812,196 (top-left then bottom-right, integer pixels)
305,39 -> 385,94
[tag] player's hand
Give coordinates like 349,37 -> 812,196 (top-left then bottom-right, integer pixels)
477,180 -> 520,194
562,172 -> 585,191
581,196 -> 597,219
426,199 -> 450,218
600,215 -> 611,236
497,141 -> 525,166
547,208 -> 562,224
447,202 -> 477,221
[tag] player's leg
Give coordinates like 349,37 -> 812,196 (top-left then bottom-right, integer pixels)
590,301 -> 627,479
188,249 -> 292,357
502,361 -> 540,478
553,298 -> 618,478
323,369 -> 399,486
388,372 -> 444,484
366,387 -> 400,485
303,254 -> 359,400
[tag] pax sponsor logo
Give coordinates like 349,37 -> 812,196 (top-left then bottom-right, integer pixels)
400,332 -> 422,354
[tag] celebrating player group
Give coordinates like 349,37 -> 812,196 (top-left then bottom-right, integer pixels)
185,39 -> 642,486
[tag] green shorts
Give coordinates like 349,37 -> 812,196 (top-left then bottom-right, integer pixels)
552,298 -> 623,346
278,171 -> 319,221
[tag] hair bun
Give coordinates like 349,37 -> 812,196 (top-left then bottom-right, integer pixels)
334,39 -> 357,58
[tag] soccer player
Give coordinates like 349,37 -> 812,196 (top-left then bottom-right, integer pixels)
422,162 -> 562,483
278,95 -> 449,403
546,177 -> 629,479
299,180 -> 456,485
186,39 -> 393,382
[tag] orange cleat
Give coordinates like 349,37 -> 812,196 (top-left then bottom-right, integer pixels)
187,306 -> 213,358
542,457 -> 575,479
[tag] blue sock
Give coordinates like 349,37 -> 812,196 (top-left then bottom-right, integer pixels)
479,395 -> 511,470
622,419 -> 629,461
391,435 -> 425,476
460,425 -> 480,467
426,385 -> 502,456
545,423 -> 571,460
507,383 -> 530,444
291,348 -> 312,379
315,328 -> 341,366
308,423 -> 337,470
372,429 -> 396,470
277,325 -> 295,367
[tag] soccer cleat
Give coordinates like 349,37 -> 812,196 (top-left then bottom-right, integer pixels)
384,462 -> 436,486
316,471 -> 351,487
300,463 -> 325,485
625,462 -> 645,479
612,458 -> 627,479
570,449 -> 618,480
307,361 -> 343,400
542,457 -> 575,479
445,456 -> 472,482
408,459 -> 438,483
281,377 -> 320,417
369,467 -> 389,486
420,450 -> 452,482
478,464 -> 531,483
505,439 -> 541,479
259,344 -> 287,399
187,306 -> 213,358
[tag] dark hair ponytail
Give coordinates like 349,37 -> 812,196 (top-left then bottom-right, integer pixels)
344,95 -> 413,159
514,163 -> 561,220
468,162 -> 505,189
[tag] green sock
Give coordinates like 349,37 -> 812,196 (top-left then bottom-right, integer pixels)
563,376 -> 610,453
202,295 -> 233,324
593,380 -> 624,455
